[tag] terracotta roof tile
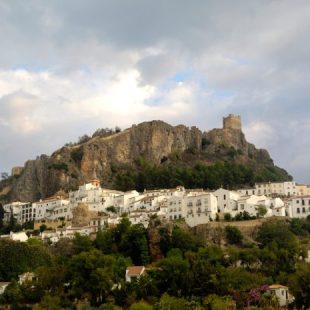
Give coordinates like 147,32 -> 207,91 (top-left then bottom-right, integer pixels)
126,266 -> 145,276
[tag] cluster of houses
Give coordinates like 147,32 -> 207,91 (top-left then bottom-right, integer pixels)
2,175 -> 310,240
0,175 -> 304,308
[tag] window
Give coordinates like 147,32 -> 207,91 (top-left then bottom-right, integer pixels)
302,207 -> 306,213
224,195 -> 226,200
297,208 -> 300,213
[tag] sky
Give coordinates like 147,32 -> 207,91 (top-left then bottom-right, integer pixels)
0,0 -> 309,183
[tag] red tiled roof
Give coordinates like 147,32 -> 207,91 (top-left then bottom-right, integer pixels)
269,284 -> 288,289
126,266 -> 145,276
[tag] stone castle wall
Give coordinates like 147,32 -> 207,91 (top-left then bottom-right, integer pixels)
223,114 -> 241,131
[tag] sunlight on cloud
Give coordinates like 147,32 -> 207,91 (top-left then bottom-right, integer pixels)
0,68 -> 197,134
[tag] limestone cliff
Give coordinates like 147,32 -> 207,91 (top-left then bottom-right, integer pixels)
0,116 -> 292,203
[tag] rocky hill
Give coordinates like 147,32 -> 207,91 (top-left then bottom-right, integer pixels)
0,115 -> 292,203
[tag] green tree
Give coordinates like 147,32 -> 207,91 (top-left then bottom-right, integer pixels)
289,218 -> 309,236
73,233 -> 93,254
224,213 -> 232,221
171,226 -> 202,253
225,226 -> 243,245
238,248 -> 261,271
33,294 -> 62,310
99,304 -> 122,310
256,221 -> 298,252
39,224 -> 47,233
256,205 -> 267,218
157,293 -> 188,310
289,262 -> 310,308
155,254 -> 192,296
22,220 -> 34,230
120,224 -> 150,265
187,249 -> 224,296
0,280 -> 22,306
129,301 -> 153,310
0,239 -> 51,280
95,229 -> 117,254
68,249 -> 115,304
203,294 -> 235,310
256,221 -> 299,277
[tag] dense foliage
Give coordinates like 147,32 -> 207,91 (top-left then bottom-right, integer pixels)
115,161 -> 290,192
0,218 -> 309,309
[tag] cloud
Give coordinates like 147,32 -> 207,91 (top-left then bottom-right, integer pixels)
0,90 -> 41,133
0,1 -> 310,183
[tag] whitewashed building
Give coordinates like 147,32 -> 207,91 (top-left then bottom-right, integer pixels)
183,192 -> 217,227
269,284 -> 293,307
255,181 -> 296,197
287,196 -> 310,218
236,195 -> 285,218
213,188 -> 240,213
237,188 -> 256,196
33,196 -> 70,221
131,195 -> 165,212
167,196 -> 183,220
69,181 -> 123,213
3,201 -> 33,224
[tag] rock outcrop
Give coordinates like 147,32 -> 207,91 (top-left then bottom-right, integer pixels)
0,115 -> 292,203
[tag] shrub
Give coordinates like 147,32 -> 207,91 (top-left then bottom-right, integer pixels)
201,137 -> 211,150
70,148 -> 83,162
48,162 -> 68,172
225,226 -> 243,244
224,213 -> 232,221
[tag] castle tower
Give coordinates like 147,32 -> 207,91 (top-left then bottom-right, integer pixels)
223,114 -> 241,131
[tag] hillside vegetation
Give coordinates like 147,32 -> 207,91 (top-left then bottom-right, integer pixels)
0,217 -> 310,309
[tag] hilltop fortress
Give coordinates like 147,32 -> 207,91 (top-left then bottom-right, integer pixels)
223,114 -> 241,131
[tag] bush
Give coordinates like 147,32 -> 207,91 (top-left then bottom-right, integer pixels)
39,224 -> 47,233
225,226 -> 243,244
78,134 -> 91,144
201,137 -> 211,150
48,162 -> 68,172
70,147 -> 83,162
256,205 -> 267,218
106,206 -> 117,213
234,211 -> 254,221
224,213 -> 232,221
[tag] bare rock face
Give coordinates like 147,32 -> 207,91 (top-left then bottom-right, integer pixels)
11,167 -> 23,177
79,121 -> 202,177
0,117 -> 290,203
71,203 -> 97,227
